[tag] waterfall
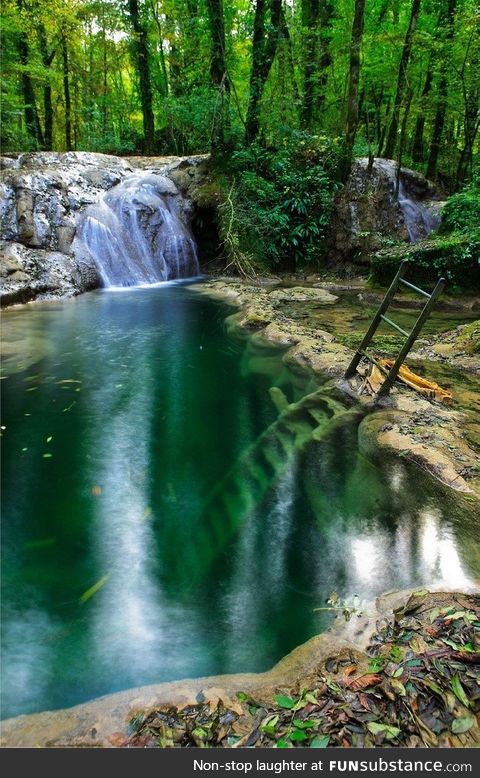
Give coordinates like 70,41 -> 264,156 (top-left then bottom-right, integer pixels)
375,159 -> 441,243
74,172 -> 200,287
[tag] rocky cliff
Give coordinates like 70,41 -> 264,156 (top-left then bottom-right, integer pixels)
0,152 -> 209,305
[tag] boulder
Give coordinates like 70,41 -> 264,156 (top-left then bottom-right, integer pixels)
329,157 -> 445,266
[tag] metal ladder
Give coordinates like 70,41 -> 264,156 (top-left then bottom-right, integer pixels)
344,261 -> 445,398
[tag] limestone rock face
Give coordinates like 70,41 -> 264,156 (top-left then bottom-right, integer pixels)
0,152 -> 210,305
0,240 -> 100,305
329,157 -> 445,266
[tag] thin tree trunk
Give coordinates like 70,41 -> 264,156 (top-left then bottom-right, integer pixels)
344,0 -> 366,178
127,0 -> 155,154
245,0 -> 282,144
279,8 -> 300,108
61,35 -> 72,151
384,0 -> 421,159
206,0 -> 230,149
411,64 -> 433,162
38,26 -> 55,151
149,0 -> 169,95
426,0 -> 456,180
301,0 -> 319,128
17,0 -> 44,149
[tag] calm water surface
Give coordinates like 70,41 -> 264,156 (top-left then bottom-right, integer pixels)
1,285 -> 478,719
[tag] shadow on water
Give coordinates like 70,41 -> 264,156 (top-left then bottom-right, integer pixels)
1,286 -> 478,719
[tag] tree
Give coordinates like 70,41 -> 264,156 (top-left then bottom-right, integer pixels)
426,0 -> 456,180
245,0 -> 282,144
344,0 -> 366,177
383,0 -> 422,159
206,0 -> 230,149
126,0 -> 155,154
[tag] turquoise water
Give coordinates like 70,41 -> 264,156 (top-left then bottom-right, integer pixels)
1,285 -> 478,719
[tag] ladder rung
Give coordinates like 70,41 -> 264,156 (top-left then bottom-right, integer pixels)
359,351 -> 389,375
380,314 -> 410,337
399,278 -> 431,298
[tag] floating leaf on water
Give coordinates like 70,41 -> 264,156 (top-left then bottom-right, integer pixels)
310,735 -> 330,748
79,574 -> 110,605
22,447 -> 28,452
91,486 -> 102,497
46,436 -> 53,443
56,380 -> 82,384
42,453 -> 53,459
26,387 -> 38,392
142,507 -> 152,520
25,537 -> 56,550
451,716 -> 475,734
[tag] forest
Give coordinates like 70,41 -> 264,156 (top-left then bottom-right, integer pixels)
2,0 -> 479,279
2,0 -> 478,181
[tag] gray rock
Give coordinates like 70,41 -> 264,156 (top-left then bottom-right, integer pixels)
329,157 -> 445,266
0,151 -> 210,305
0,240 -> 100,305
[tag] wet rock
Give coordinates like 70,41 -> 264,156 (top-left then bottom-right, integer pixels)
329,157 -> 445,266
0,152 -> 210,305
0,240 -> 99,305
268,286 -> 338,304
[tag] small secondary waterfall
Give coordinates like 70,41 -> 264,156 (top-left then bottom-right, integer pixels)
74,172 -> 199,286
375,159 -> 441,243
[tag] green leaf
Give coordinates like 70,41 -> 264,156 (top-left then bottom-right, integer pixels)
292,719 -> 318,729
236,691 -> 248,702
274,694 -> 295,709
451,716 -> 475,734
310,735 -> 330,748
385,726 -> 401,740
367,722 -> 387,735
79,574 -> 110,605
289,730 -> 308,741
451,675 -> 471,709
276,739 -> 290,748
261,714 -> 279,735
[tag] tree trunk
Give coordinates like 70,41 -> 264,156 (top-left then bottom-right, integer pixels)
38,26 -> 55,151
279,8 -> 300,108
384,0 -> 421,159
17,0 -> 44,149
411,64 -> 433,163
61,35 -> 72,151
245,0 -> 282,144
206,0 -> 230,149
127,0 -> 155,154
301,0 -> 319,128
300,0 -> 333,128
344,0 -> 366,178
426,0 -> 456,180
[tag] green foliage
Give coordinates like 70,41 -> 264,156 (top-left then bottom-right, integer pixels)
439,180 -> 480,235
371,232 -> 480,289
217,131 -> 343,272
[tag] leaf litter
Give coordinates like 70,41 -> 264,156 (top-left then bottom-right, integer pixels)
113,592 -> 479,749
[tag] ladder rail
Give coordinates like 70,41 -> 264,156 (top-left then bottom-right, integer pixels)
344,261 -> 446,398
376,277 -> 445,397
344,261 -> 407,379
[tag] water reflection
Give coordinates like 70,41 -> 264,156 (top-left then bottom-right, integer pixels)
1,286 -> 478,720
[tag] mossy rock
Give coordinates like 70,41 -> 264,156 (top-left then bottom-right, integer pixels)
371,232 -> 480,289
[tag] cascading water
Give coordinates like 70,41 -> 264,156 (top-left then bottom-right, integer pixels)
74,172 -> 200,286
375,159 -> 441,242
